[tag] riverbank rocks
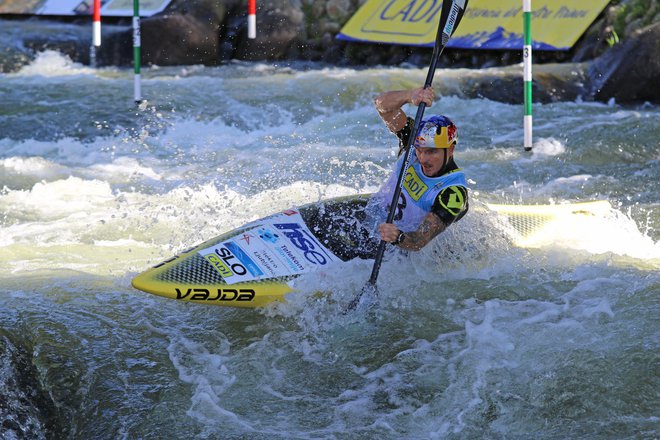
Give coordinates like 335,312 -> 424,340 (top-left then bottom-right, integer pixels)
587,22 -> 660,103
446,63 -> 591,104
233,0 -> 306,61
82,0 -> 306,65
0,0 -> 658,104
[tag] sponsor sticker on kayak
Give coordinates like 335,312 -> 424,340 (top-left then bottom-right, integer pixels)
198,211 -> 340,284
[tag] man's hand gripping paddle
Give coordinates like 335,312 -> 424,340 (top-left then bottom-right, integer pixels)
346,0 -> 469,312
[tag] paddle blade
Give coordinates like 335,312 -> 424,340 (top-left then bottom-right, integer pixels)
439,0 -> 469,45
344,282 -> 379,313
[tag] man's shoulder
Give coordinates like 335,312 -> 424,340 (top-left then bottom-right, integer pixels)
395,117 -> 415,138
431,184 -> 469,223
395,117 -> 415,155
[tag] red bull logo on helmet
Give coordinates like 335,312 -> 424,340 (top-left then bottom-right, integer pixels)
414,115 -> 457,149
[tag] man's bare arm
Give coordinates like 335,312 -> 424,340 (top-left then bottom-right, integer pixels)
378,212 -> 447,251
373,87 -> 434,133
398,212 -> 446,251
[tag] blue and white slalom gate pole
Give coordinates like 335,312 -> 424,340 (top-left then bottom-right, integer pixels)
133,0 -> 142,104
523,0 -> 532,151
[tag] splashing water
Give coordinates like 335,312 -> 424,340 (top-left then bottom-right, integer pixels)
0,51 -> 658,439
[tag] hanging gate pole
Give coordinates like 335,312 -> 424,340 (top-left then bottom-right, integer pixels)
523,0 -> 532,151
90,0 -> 101,67
248,0 -> 256,39
133,0 -> 142,104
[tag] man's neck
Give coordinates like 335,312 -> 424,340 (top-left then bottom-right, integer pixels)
428,156 -> 457,178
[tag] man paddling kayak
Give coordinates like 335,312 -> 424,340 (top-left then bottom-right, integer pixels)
373,86 -> 469,250
305,86 -> 469,260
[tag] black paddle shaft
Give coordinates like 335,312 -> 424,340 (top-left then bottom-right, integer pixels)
366,0 -> 469,288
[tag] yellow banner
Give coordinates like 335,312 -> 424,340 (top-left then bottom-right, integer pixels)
337,0 -> 610,50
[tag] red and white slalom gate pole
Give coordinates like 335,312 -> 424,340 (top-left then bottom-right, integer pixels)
248,0 -> 256,39
90,0 -> 101,67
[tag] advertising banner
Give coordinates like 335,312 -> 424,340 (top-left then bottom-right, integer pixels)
337,0 -> 610,50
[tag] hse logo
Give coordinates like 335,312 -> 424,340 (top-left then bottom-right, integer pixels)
175,288 -> 256,302
403,166 -> 428,201
274,222 -> 331,265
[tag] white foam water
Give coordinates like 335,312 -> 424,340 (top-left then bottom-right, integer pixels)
0,51 -> 658,439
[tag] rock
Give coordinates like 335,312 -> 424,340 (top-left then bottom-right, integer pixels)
2,19 -> 95,69
326,0 -> 353,21
443,63 -> 590,104
0,334 -> 64,439
572,18 -> 605,62
233,0 -> 306,61
100,0 -> 306,65
141,13 -> 221,65
588,22 -> 660,103
533,63 -> 590,102
99,0 -> 235,66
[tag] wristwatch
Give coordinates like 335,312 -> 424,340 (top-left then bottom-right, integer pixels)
393,231 -> 406,245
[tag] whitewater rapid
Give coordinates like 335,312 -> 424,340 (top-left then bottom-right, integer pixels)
0,51 -> 658,439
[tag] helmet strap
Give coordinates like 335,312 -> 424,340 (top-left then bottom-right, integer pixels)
439,142 -> 456,175
440,148 -> 448,174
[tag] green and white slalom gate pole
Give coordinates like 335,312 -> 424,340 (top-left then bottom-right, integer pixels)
133,0 -> 142,104
523,0 -> 532,151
